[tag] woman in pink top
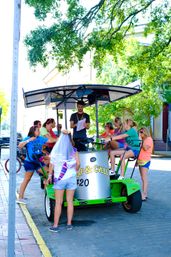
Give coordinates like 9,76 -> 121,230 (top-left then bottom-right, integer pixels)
138,127 -> 153,201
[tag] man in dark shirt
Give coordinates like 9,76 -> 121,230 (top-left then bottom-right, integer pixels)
70,100 -> 90,151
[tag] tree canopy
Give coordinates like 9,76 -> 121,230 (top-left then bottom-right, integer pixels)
86,47 -> 163,134
0,90 -> 9,121
25,0 -> 171,83
23,0 -> 171,132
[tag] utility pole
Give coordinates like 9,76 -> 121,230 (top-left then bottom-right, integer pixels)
7,1 -> 21,256
0,106 -> 2,137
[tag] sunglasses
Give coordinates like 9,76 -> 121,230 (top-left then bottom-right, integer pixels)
139,130 -> 144,134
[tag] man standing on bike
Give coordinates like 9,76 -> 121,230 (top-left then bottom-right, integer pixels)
70,100 -> 90,151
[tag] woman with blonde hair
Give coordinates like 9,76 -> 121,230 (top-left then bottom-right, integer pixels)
138,127 -> 153,201
113,117 -> 123,134
109,119 -> 140,178
110,117 -> 125,149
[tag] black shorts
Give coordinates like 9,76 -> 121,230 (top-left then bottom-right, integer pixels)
73,138 -> 87,152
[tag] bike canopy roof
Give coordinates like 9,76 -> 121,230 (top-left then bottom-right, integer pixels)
23,84 -> 141,109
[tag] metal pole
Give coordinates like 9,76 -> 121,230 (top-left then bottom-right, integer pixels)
56,108 -> 59,126
64,92 -> 67,129
0,106 -> 2,137
64,101 -> 67,129
7,1 -> 21,257
95,100 -> 99,138
56,108 -> 59,135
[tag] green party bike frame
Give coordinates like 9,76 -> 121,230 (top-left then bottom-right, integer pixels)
23,84 -> 142,221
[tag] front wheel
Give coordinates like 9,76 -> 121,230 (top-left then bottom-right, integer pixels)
5,158 -> 22,173
44,191 -> 55,222
122,188 -> 142,213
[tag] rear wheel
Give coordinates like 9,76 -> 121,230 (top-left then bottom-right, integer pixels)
122,187 -> 142,213
44,191 -> 55,221
5,158 -> 22,173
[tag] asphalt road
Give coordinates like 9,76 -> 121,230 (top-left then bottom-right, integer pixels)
2,151 -> 171,257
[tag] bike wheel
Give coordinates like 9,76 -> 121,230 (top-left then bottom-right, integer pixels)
5,158 -> 22,173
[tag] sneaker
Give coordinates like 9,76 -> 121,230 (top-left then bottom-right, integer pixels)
118,175 -> 124,180
16,198 -> 27,205
66,225 -> 73,231
109,170 -> 116,176
49,226 -> 60,233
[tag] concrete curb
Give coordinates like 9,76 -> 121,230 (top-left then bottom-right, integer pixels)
19,203 -> 52,257
152,151 -> 171,158
4,165 -> 53,257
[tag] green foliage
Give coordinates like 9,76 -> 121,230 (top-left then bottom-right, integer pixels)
87,42 -> 163,132
24,0 -> 171,80
24,0 -> 170,133
160,84 -> 171,103
0,91 -> 9,120
86,88 -> 162,135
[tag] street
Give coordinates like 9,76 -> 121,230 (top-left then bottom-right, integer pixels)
2,151 -> 171,257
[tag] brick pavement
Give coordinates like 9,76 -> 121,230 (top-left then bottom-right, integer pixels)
0,163 -> 43,257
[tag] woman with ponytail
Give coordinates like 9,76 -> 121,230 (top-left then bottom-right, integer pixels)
109,119 -> 140,179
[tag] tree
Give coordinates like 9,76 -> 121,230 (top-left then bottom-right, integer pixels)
160,83 -> 171,103
87,88 -> 162,135
24,0 -> 170,133
0,90 -> 9,120
24,0 -> 171,85
86,54 -> 162,134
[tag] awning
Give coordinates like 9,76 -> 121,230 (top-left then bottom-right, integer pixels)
23,84 -> 142,109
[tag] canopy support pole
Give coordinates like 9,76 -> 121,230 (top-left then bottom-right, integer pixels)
56,107 -> 60,135
95,100 -> 99,138
64,92 -> 67,129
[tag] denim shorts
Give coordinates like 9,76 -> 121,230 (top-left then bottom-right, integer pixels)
117,142 -> 125,149
24,160 -> 45,172
53,176 -> 77,190
139,161 -> 151,169
126,147 -> 139,158
131,149 -> 139,158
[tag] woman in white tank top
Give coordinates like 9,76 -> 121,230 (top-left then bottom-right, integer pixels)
47,131 -> 80,232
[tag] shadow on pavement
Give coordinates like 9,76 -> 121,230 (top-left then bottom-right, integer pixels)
60,219 -> 96,227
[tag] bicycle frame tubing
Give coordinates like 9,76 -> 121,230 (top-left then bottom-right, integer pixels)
115,139 -> 142,177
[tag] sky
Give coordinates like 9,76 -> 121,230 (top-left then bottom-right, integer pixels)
0,1 -> 54,96
0,1 -> 54,132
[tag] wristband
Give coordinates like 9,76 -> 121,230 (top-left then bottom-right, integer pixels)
26,139 -> 30,143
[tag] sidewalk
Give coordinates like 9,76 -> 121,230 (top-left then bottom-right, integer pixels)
153,150 -> 171,158
0,163 -> 43,257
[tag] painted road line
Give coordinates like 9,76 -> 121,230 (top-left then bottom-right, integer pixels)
19,203 -> 52,257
